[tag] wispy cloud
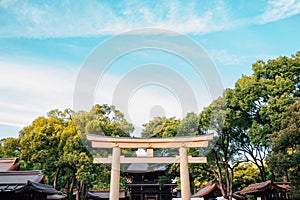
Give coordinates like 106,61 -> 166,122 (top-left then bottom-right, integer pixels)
2,0 -> 299,38
0,0 -> 244,38
256,0 -> 300,24
0,58 -> 212,137
208,50 -> 247,66
0,60 -> 77,128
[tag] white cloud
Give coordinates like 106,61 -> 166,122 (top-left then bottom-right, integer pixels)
208,50 -> 247,65
257,0 -> 300,24
1,0 -> 299,38
0,60 -> 78,128
0,1 -> 234,38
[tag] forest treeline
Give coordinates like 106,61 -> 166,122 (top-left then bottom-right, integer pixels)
1,52 -> 299,200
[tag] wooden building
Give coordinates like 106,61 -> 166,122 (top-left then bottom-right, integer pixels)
240,181 -> 290,200
0,170 -> 63,200
192,182 -> 245,200
125,163 -> 177,200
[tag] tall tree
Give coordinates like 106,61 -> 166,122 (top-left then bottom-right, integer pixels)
267,102 -> 300,198
199,95 -> 241,200
227,52 -> 300,181
19,110 -> 68,180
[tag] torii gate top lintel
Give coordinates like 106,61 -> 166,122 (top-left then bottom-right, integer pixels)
86,133 -> 214,149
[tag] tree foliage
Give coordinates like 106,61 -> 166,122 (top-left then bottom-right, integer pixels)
267,102 -> 300,198
199,95 -> 242,200
233,162 -> 261,191
17,104 -> 134,200
1,137 -> 21,158
226,52 -> 300,182
141,117 -> 180,138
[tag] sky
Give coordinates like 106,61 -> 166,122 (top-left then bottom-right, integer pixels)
1,0 -> 300,138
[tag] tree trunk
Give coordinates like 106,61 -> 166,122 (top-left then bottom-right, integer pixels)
258,164 -> 266,181
76,181 -> 80,200
80,182 -> 88,200
212,149 -> 226,197
282,168 -> 289,182
70,176 -> 76,199
53,167 -> 60,188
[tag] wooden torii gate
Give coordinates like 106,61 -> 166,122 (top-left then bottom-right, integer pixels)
87,134 -> 213,200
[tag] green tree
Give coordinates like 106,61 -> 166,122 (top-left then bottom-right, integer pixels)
199,95 -> 242,200
141,117 -> 180,138
141,117 -> 180,160
19,104 -> 134,200
227,76 -> 270,181
1,137 -> 21,158
74,104 -> 134,137
227,52 -> 300,182
233,162 -> 261,191
19,111 -> 68,180
267,102 -> 300,198
177,112 -> 199,136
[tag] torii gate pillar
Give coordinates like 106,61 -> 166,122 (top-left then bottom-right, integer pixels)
110,146 -> 121,200
180,147 -> 190,200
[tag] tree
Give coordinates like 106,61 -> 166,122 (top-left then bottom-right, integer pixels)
226,52 -> 300,181
199,94 -> 243,200
1,137 -> 21,158
19,111 -> 68,180
267,102 -> 300,198
141,117 -> 180,138
227,76 -> 271,181
233,162 -> 261,191
177,112 -> 199,136
74,104 -> 134,137
19,104 -> 134,200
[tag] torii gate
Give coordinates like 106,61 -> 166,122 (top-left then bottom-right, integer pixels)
87,134 -> 213,200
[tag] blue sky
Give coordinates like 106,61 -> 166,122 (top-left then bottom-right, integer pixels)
1,0 -> 300,138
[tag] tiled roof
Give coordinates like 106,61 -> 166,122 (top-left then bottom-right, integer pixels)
0,170 -> 62,197
16,180 -> 61,194
88,190 -> 126,199
47,194 -> 67,200
0,158 -> 20,171
192,182 -> 220,197
126,163 -> 166,172
192,182 -> 245,200
0,170 -> 45,185
240,181 -> 288,194
0,179 -> 61,195
275,182 -> 290,190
